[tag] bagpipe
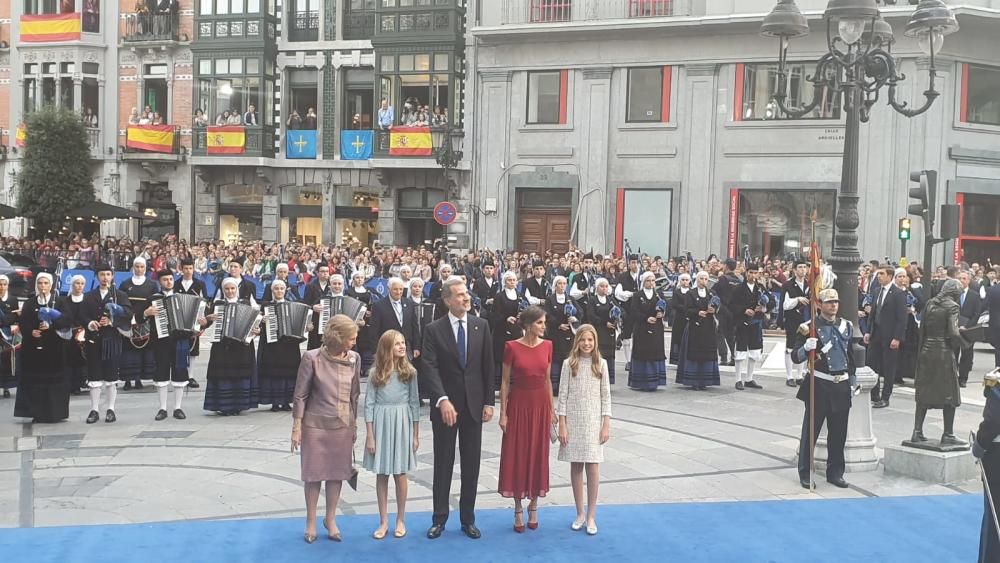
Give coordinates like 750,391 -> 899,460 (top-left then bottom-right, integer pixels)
471,294 -> 483,316
518,296 -> 531,314
564,301 -> 582,334
610,303 -> 623,336
655,297 -> 667,316
752,291 -> 770,329
709,294 -> 722,313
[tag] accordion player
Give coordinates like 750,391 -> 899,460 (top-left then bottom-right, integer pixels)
152,293 -> 207,339
205,277 -> 261,415
264,301 -> 311,343
318,295 -> 367,334
210,301 -> 262,345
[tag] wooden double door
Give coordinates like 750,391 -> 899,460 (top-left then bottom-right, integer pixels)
516,209 -> 571,254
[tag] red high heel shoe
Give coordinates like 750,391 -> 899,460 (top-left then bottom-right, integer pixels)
527,507 -> 539,530
513,509 -> 525,533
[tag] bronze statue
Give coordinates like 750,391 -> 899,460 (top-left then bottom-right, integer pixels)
906,278 -> 973,451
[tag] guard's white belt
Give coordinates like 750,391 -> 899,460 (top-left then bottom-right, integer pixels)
814,371 -> 849,383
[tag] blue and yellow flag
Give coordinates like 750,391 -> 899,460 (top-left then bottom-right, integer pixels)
341,130 -> 373,160
286,130 -> 318,159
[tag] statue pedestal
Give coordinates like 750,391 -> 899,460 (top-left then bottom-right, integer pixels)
812,366 -> 880,473
883,443 -> 977,484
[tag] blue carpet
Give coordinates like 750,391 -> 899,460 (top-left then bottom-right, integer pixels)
0,495 -> 983,562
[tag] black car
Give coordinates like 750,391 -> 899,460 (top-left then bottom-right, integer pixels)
0,252 -> 50,298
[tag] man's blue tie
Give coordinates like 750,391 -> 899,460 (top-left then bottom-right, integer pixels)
960,292 -> 966,307
457,319 -> 467,369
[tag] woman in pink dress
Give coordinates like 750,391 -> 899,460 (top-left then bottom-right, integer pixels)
498,305 -> 553,533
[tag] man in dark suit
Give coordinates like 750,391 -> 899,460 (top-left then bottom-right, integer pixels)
988,271 -> 1000,369
302,263 -> 332,350
420,276 -> 495,540
865,267 -> 908,408
957,270 -> 984,387
369,277 -> 418,356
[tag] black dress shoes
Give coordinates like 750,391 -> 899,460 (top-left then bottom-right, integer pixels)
135,381 -> 144,390
426,524 -> 445,539
959,381 -> 967,388
105,410 -> 117,423
461,524 -> 481,539
745,380 -> 763,390
187,378 -> 200,389
735,381 -> 745,390
872,400 -> 889,409
786,379 -> 798,388
86,410 -> 100,424
799,476 -> 814,490
173,409 -> 186,420
155,409 -> 168,421
827,476 -> 849,489
123,382 -> 133,391
3,389 -> 9,398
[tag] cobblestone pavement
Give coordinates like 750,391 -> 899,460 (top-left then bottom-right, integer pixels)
1,335 -> 992,529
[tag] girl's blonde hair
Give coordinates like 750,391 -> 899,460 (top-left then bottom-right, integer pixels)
568,324 -> 602,379
370,329 -> 416,387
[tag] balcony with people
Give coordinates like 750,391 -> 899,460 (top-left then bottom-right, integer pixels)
482,0 -> 692,26
191,55 -> 278,158
122,1 -> 183,44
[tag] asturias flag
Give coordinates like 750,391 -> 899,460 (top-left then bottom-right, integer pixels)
286,130 -> 317,159
206,126 -> 246,154
126,125 -> 175,153
341,130 -> 373,160
21,13 -> 82,42
389,126 -> 432,156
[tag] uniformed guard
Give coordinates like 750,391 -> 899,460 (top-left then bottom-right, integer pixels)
973,369 -> 1000,563
791,288 -> 855,490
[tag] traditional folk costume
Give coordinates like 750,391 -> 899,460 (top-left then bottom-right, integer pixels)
118,258 -> 159,388
347,272 -> 375,376
629,272 -> 667,391
148,271 -> 193,421
489,274 -> 524,389
0,276 -> 21,397
13,274 -> 72,423
257,288 -> 302,411
729,267 -> 767,390
669,279 -> 691,366
62,277 -> 90,394
176,271 -> 208,388
204,279 -> 258,415
676,283 -> 721,389
781,266 -> 810,387
82,269 -> 133,424
614,260 -> 641,371
587,285 -> 619,385
544,279 -> 580,397
302,276 -> 333,351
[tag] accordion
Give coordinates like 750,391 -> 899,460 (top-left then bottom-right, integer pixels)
264,301 -> 311,344
318,295 -> 367,334
153,294 -> 207,339
210,301 -> 262,345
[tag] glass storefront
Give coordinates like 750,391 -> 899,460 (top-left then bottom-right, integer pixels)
280,186 -> 323,244
954,193 -> 1000,265
219,184 -> 264,242
732,189 -> 835,260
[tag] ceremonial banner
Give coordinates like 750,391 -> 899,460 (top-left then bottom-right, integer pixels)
15,124 -> 27,148
20,13 -> 82,42
286,130 -> 317,159
340,130 -> 373,160
126,125 -> 175,153
389,126 -> 432,156
206,126 -> 245,154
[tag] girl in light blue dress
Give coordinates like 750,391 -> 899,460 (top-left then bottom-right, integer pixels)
364,329 -> 420,540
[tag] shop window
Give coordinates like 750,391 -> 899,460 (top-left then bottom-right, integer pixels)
737,63 -> 841,121
527,70 -> 567,125
732,189 -> 836,259
963,64 -> 1000,126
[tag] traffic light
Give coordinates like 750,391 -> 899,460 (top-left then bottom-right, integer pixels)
908,170 -> 937,224
898,218 -> 911,240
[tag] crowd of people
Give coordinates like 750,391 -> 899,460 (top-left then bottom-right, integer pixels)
1,232 -> 998,546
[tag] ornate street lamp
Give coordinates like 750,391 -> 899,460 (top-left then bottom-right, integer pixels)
434,123 -> 462,199
759,0 -> 958,327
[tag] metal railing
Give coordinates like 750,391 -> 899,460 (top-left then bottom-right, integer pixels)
288,10 -> 319,42
86,127 -> 103,159
343,11 -> 376,40
122,12 -> 180,42
502,0 -> 691,25
191,125 -> 276,158
371,126 -> 462,159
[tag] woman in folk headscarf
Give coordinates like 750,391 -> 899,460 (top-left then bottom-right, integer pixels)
13,273 -> 72,423
346,270 -> 375,376
0,275 -> 20,398
63,274 -> 90,394
629,271 -> 666,392
204,277 -> 260,416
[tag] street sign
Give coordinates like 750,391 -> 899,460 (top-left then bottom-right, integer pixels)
433,201 -> 457,226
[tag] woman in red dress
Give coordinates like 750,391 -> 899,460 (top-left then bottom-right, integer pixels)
498,305 -> 553,533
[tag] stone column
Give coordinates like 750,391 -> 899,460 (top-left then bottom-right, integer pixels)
73,77 -> 83,113
578,67 -> 611,251
193,168 -> 218,241
321,53 -> 337,159
679,63 -> 719,256
477,70 -> 511,250
262,184 -> 279,244
315,64 -> 323,159
813,366 -> 880,473
322,172 -> 337,245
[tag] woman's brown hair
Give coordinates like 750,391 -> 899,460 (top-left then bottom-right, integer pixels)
518,305 -> 547,331
568,324 -> 603,378
370,330 -> 416,387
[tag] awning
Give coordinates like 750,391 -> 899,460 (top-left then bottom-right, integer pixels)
0,204 -> 18,219
72,201 -> 145,220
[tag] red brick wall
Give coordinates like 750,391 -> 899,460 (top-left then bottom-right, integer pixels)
0,0 -> 9,136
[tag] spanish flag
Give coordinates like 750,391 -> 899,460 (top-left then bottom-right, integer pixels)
126,125 -> 175,153
206,126 -> 245,154
15,124 -> 27,148
20,13 -> 82,43
389,126 -> 433,156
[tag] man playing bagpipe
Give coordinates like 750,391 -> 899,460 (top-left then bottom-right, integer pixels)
782,260 -> 811,387
729,263 -> 769,391
83,264 -> 133,424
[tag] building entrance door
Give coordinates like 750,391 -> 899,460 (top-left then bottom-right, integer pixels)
517,209 -> 570,254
